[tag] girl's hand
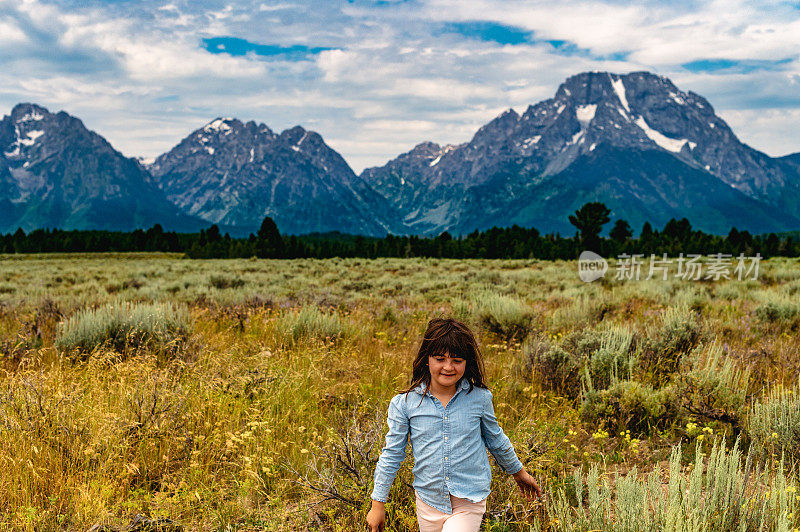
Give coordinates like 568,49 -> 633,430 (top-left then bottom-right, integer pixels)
366,500 -> 386,531
512,468 -> 543,500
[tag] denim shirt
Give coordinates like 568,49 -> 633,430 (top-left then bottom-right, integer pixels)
370,378 -> 524,514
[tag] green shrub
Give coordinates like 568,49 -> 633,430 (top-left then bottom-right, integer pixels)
641,304 -> 704,382
543,440 -> 797,532
519,335 -> 582,397
520,326 -> 638,399
585,326 -> 638,390
379,304 -> 398,324
676,340 -> 750,431
55,301 -> 191,353
450,298 -> 472,324
561,328 -> 603,360
746,377 -> 800,462
580,379 -> 679,435
470,291 -> 533,339
208,275 -> 246,289
754,300 -> 800,329
277,306 -> 359,344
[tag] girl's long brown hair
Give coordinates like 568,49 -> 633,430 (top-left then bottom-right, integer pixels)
399,317 -> 488,405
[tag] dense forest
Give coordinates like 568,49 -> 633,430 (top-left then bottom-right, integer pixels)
1,203 -> 797,260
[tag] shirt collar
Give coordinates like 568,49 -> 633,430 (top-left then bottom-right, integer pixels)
412,378 -> 470,395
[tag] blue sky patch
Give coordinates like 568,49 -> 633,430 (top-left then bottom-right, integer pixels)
683,58 -> 793,73
439,21 -> 533,45
203,37 -> 333,60
436,23 -> 629,60
547,39 -> 629,61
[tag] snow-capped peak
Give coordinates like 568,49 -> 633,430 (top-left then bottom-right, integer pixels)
18,110 -> 44,123
204,118 -> 234,133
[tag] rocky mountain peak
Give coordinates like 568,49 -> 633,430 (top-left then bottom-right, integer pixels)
0,103 -> 203,232
3,103 -> 53,160
146,115 -> 399,235
278,125 -> 321,153
361,70 -> 800,236
10,103 -> 50,122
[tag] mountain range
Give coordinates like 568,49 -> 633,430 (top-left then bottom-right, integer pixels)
2,71 -> 799,237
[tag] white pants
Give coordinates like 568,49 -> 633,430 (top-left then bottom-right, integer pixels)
415,491 -> 487,532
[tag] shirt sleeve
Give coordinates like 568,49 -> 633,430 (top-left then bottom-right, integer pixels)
480,390 -> 524,475
371,394 -> 410,502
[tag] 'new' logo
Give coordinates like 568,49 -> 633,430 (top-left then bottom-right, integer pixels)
578,251 -> 608,282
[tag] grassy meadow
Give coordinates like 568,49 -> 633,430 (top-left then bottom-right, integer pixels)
1,253 -> 800,530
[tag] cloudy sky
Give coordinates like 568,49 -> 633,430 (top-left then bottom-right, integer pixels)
1,0 -> 799,172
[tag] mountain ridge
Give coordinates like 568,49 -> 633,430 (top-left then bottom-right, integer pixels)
360,71 -> 800,236
146,117 -> 401,236
2,71 -> 800,237
0,103 -> 205,234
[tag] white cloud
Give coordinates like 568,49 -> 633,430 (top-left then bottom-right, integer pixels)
718,108 -> 800,157
0,18 -> 27,44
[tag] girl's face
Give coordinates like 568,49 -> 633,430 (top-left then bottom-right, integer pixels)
428,350 -> 466,390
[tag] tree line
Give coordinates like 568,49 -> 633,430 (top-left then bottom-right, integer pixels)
2,202 -> 798,260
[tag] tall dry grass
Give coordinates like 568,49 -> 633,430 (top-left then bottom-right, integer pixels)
0,254 -> 798,530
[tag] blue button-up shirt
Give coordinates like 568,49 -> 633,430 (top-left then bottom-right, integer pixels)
370,378 -> 524,514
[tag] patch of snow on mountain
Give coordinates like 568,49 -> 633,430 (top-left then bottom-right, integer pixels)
575,104 -> 597,127
556,103 -> 565,115
590,143 -> 597,151
688,141 -> 697,150
400,177 -> 405,185
204,119 -> 232,133
205,146 -> 215,155
709,123 -> 715,129
429,153 -> 443,167
403,206 -> 421,222
669,92 -> 685,105
19,130 -> 44,146
570,130 -> 585,145
249,148 -> 254,162
19,111 -> 44,122
634,117 -> 688,153
523,135 -> 541,146
610,75 -> 629,112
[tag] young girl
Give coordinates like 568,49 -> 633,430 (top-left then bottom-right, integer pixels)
366,317 -> 542,532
